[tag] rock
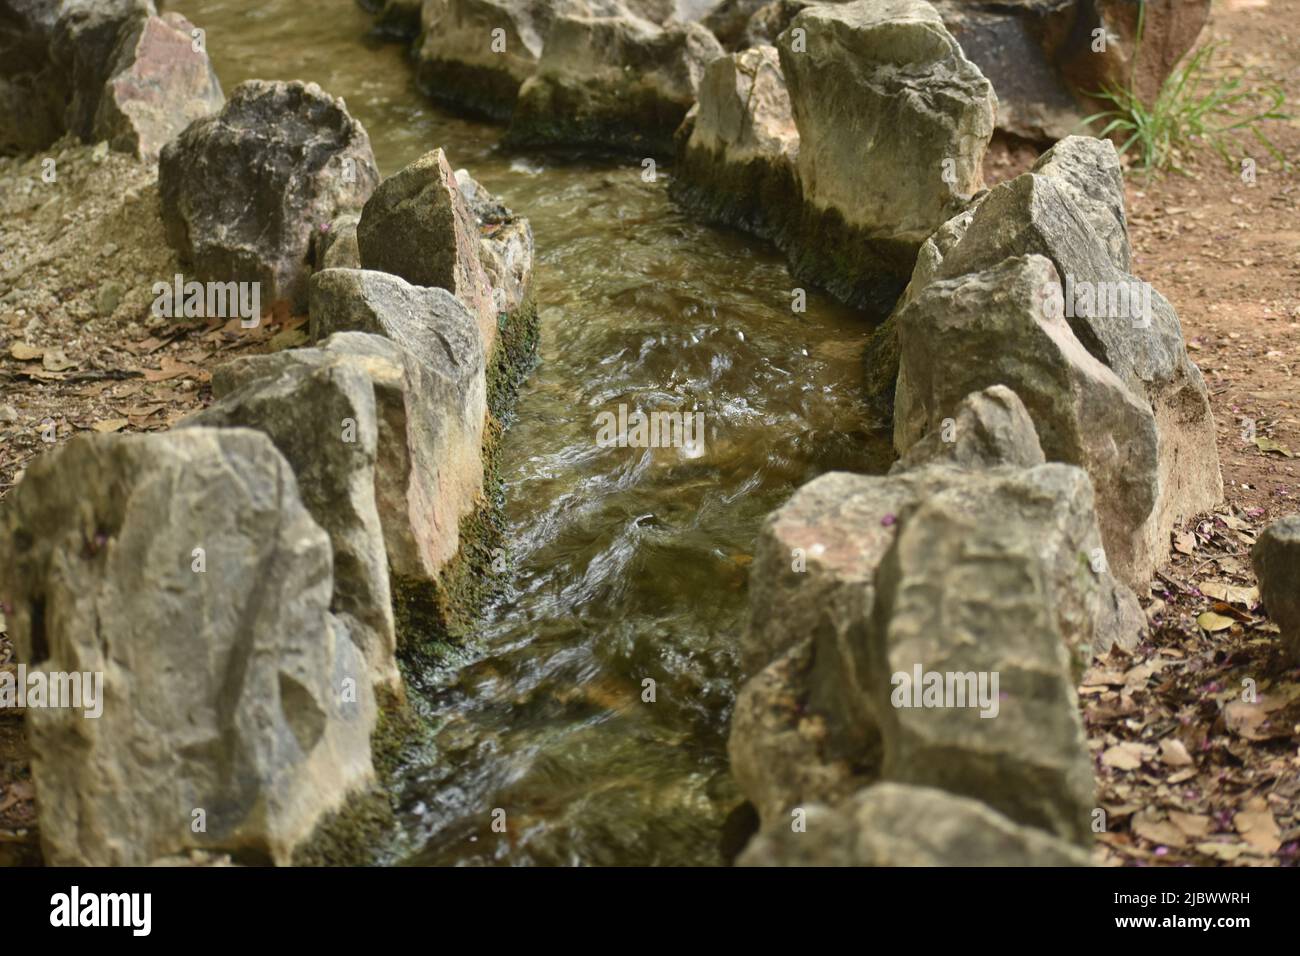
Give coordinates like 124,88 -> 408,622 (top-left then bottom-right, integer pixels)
506,14 -> 724,157
702,0 -> 771,49
356,149 -> 498,354
732,397 -> 1141,831
50,0 -> 156,142
413,0 -> 704,120
455,169 -> 535,315
313,213 -> 362,271
1253,516 -> 1300,664
929,0 -> 1083,142
0,429 -> 376,866
670,44 -> 799,241
738,783 -> 1092,866
159,80 -> 379,312
741,0 -> 1209,144
856,462 -> 1104,845
1060,0 -> 1212,122
414,0 -> 556,121
93,11 -> 224,161
0,0 -> 75,154
773,0 -> 995,304
308,271 -> 487,609
728,638 -> 861,824
893,254 -> 1162,592
911,162 -> 1223,578
181,362 -> 400,697
210,332 -> 477,644
891,384 -> 1045,473
1030,135 -> 1130,273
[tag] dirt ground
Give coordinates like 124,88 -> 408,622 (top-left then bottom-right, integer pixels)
1079,0 -> 1300,867
0,0 -> 1297,866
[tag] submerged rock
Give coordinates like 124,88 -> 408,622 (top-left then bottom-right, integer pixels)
357,148 -> 499,354
0,429 -> 376,866
159,79 -> 379,312
739,783 -> 1091,866
506,14 -> 724,156
1253,516 -> 1300,664
181,362 -> 400,697
94,11 -> 225,161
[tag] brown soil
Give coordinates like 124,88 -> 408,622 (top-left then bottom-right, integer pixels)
1082,0 -> 1300,866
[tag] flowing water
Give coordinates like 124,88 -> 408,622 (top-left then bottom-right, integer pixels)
171,0 -> 884,865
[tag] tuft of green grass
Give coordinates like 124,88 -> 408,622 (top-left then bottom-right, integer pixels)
1079,6 -> 1290,174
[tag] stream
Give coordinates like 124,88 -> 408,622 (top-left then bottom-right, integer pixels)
169,0 -> 883,865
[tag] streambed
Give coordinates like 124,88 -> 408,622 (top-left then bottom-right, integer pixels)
169,0 -> 884,865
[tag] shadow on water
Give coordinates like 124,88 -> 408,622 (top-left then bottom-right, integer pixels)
171,0 -> 892,865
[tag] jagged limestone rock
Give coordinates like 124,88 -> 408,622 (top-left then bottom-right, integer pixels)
0,429 -> 376,866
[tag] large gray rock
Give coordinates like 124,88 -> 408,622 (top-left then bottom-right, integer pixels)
159,80 -> 379,312
506,14 -> 724,157
742,0 -> 1210,144
415,0 -> 557,121
413,0 -> 705,120
0,429 -> 376,866
356,149 -> 499,355
858,462 -> 1101,845
732,391 -> 1140,835
739,783 -> 1091,866
671,44 -> 799,241
928,0 -> 1082,143
774,0 -> 996,299
93,11 -> 224,161
898,153 -> 1223,582
893,254 -> 1163,592
1253,516 -> 1300,664
308,271 -> 488,610
181,362 -> 400,697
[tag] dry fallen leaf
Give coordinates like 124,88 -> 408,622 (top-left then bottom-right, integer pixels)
1132,810 -> 1187,848
9,342 -> 43,361
1254,436 -> 1294,458
41,348 -> 77,372
1102,742 -> 1154,770
1200,581 -> 1259,606
1174,531 -> 1197,555
1234,800 -> 1280,854
1159,738 -> 1193,767
1168,811 -> 1212,839
91,418 -> 129,434
1196,842 -> 1251,862
1197,610 -> 1235,633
